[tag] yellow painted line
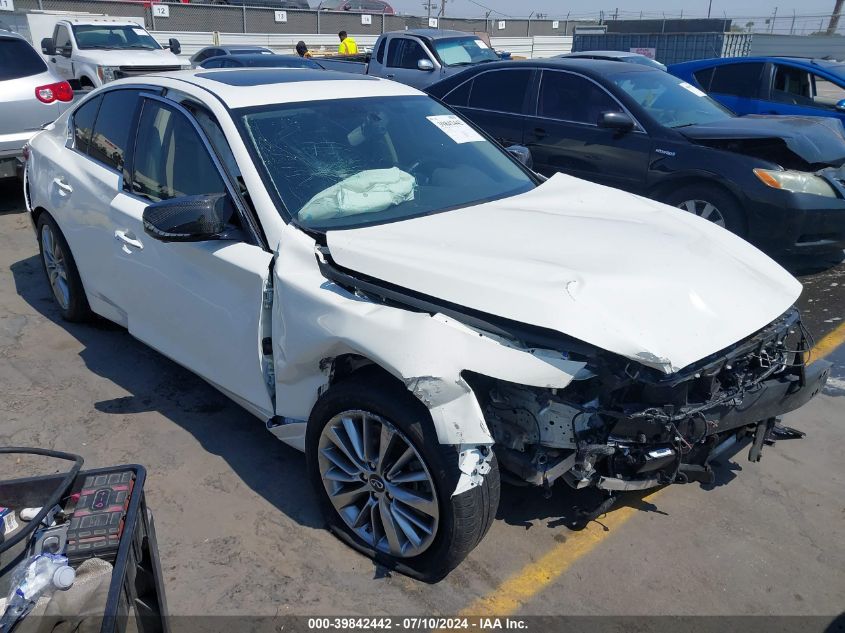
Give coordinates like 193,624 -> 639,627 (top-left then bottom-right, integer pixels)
811,319 -> 845,361
460,489 -> 664,617
457,319 -> 845,618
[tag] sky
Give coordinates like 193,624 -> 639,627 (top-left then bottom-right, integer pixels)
392,0 -> 842,21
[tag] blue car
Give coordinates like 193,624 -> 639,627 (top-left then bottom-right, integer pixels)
669,56 -> 845,121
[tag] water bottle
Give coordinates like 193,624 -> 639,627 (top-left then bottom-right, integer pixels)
0,553 -> 75,631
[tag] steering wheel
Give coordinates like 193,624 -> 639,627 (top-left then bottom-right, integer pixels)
406,158 -> 448,185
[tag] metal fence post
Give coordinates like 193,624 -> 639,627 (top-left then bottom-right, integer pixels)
526,14 -> 531,36
317,8 -> 320,34
381,10 -> 385,33
151,9 -> 156,31
242,4 -> 247,33
37,0 -> 43,10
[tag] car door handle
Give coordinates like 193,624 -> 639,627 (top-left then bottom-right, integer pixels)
533,127 -> 547,139
114,230 -> 143,250
53,177 -> 72,196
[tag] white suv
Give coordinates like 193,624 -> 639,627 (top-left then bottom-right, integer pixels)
24,69 -> 828,580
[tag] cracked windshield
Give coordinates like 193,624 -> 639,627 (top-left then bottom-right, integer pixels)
239,96 -> 534,229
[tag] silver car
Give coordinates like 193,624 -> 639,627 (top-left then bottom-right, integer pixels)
0,30 -> 73,179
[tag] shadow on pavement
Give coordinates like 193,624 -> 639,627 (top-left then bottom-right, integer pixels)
10,253 -> 323,532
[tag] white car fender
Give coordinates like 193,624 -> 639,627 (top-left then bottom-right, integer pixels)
270,224 -> 586,450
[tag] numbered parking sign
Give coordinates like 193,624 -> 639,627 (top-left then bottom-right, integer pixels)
0,0 -> 15,12
361,13 -> 372,25
274,10 -> 287,22
152,4 -> 169,18
497,20 -> 505,30
552,20 -> 559,29
428,17 -> 438,28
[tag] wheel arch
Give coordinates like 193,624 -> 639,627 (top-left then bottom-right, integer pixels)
648,173 -> 744,205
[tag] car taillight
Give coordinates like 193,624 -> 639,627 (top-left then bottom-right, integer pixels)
34,81 -> 74,104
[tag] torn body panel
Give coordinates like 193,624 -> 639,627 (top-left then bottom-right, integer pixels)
680,115 -> 845,170
270,224 -> 586,449
469,309 -> 830,491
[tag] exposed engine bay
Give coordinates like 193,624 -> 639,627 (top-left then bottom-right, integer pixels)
466,308 -> 830,492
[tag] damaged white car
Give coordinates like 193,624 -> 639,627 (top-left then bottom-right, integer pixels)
24,69 -> 830,581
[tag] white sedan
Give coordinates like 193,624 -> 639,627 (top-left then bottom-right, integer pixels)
23,68 -> 829,581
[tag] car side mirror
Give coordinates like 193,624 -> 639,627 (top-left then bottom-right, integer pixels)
168,38 -> 181,55
417,59 -> 434,71
836,98 -> 845,112
142,194 -> 238,242
598,111 -> 635,132
41,38 -> 56,56
506,144 -> 533,168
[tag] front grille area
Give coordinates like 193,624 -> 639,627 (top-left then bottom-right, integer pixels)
115,65 -> 181,78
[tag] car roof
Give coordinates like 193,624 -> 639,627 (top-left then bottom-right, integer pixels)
404,29 -> 475,39
219,44 -> 272,51
113,68 -> 421,109
212,53 -> 303,61
451,57 -> 657,76
564,50 -> 640,58
671,56 -> 845,72
0,29 -> 27,40
58,18 -> 142,26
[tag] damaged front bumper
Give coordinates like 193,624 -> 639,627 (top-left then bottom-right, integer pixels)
473,308 -> 830,492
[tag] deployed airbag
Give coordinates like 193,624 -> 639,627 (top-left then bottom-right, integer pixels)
299,167 -> 415,221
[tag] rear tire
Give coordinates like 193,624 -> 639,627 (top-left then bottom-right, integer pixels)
306,370 -> 499,582
661,183 -> 746,237
36,213 -> 91,322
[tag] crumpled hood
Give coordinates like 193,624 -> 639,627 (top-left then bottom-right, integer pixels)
75,49 -> 182,67
326,174 -> 802,374
680,115 -> 845,167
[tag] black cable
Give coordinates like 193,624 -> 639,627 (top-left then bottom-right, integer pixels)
0,447 -> 84,555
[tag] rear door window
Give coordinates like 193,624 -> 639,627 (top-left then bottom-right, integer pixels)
88,90 -> 142,172
71,95 -> 102,155
0,38 -> 48,80
692,67 -> 715,90
708,62 -> 764,98
468,69 -> 532,114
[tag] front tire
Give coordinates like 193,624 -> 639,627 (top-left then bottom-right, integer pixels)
306,371 -> 499,582
36,213 -> 91,322
662,183 -> 746,237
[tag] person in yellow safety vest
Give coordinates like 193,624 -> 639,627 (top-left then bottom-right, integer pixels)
338,31 -> 358,55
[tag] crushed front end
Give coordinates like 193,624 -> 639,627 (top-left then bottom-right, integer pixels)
469,308 -> 830,493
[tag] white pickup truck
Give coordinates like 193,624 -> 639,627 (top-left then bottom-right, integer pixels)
39,17 -> 185,90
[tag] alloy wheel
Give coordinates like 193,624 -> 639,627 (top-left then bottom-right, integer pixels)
317,410 -> 439,558
41,224 -> 70,310
677,199 -> 727,228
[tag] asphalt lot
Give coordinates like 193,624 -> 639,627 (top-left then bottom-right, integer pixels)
0,178 -> 843,621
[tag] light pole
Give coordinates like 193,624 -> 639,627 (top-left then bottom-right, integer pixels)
707,0 -> 713,19
828,0 -> 844,35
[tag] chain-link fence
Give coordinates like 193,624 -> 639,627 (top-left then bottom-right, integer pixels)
4,0 -> 599,36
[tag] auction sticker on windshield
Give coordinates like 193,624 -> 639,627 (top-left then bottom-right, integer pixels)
679,81 -> 707,97
426,115 -> 484,144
